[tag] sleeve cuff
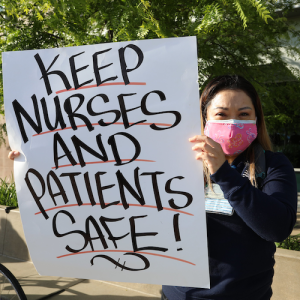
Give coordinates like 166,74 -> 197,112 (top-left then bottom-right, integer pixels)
210,160 -> 249,199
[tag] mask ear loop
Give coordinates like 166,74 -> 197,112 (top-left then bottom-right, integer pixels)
203,118 -> 208,135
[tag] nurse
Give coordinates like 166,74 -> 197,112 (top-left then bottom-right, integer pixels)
162,75 -> 297,300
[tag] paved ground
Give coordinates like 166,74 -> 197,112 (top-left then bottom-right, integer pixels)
1,212 -> 299,300
0,255 -> 161,300
291,212 -> 300,235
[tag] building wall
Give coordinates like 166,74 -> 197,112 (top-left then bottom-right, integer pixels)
281,12 -> 300,72
0,116 -> 14,181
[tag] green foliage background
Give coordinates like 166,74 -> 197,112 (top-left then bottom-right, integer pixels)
0,178 -> 18,207
276,234 -> 300,251
1,0 -> 300,164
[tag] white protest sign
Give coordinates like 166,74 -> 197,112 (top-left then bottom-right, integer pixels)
3,36 -> 209,288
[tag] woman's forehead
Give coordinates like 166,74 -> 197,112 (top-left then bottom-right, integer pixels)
210,90 -> 254,108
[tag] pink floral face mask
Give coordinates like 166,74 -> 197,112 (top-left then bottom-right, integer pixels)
204,119 -> 257,156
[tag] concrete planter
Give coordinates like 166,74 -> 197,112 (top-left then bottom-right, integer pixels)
0,205 -> 299,299
272,248 -> 300,300
0,205 -> 30,261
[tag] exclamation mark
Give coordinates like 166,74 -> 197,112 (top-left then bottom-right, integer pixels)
173,213 -> 182,251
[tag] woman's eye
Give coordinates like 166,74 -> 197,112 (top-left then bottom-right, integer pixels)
240,112 -> 249,116
216,113 -> 225,116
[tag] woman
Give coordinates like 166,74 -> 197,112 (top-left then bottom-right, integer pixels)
162,75 -> 297,300
9,75 -> 297,300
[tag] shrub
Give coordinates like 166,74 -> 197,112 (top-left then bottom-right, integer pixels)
274,144 -> 300,168
275,234 -> 300,251
0,178 -> 18,207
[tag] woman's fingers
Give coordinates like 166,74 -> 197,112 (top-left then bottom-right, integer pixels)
192,142 -> 216,156
8,151 -> 20,160
189,135 -> 201,142
189,135 -> 219,148
189,135 -> 206,143
195,151 -> 211,161
190,135 -> 223,156
190,135 -> 226,174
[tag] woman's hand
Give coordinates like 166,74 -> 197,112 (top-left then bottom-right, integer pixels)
189,135 -> 226,175
8,151 -> 20,160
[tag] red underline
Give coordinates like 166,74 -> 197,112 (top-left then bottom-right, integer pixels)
32,122 -> 172,137
56,82 -> 147,94
52,159 -> 155,169
35,203 -> 194,216
57,249 -> 195,266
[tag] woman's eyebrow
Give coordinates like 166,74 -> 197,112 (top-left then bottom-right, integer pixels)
213,107 -> 228,110
212,106 -> 253,110
238,106 -> 252,111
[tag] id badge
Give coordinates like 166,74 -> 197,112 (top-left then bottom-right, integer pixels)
205,184 -> 234,216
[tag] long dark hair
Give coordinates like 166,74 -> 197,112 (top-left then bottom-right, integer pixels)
200,75 -> 272,187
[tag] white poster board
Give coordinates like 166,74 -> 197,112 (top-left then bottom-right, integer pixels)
3,36 -> 209,288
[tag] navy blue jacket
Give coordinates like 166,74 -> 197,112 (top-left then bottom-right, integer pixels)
163,151 -> 297,300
